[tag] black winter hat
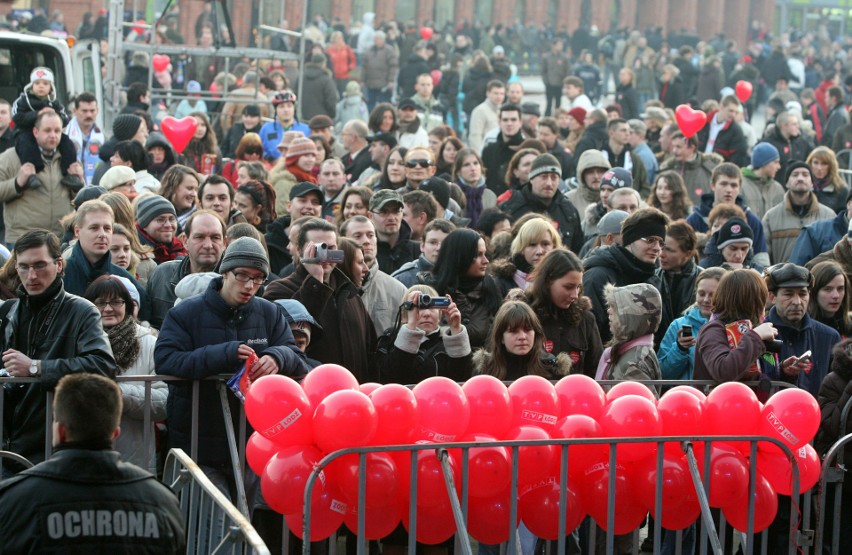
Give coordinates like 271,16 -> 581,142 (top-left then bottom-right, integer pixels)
112,114 -> 143,142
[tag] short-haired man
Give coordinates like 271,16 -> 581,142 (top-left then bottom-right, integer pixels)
221,104 -> 263,159
0,374 -> 185,552
608,187 -> 642,213
369,189 -> 420,274
358,131 -> 397,186
542,40 -> 571,116
627,118 -> 658,183
482,103 -> 525,195
361,30 -> 399,111
309,114 -> 347,158
264,218 -> 377,381
147,209 -> 226,328
318,158 -> 348,220
582,207 -> 668,341
468,79 -> 505,153
601,117 -> 650,198
763,162 -> 835,264
199,174 -> 245,227
402,189 -> 439,241
822,86 -> 849,147
157,237 -> 309,504
341,120 -> 371,182
0,112 -> 82,245
66,92 -> 105,186
499,153 -> 584,253
740,142 -> 784,218
765,111 -> 813,182
259,91 -> 311,161
660,131 -> 723,204
686,162 -> 770,267
571,108 -> 609,165
264,182 -> 324,275
122,82 -> 150,114
0,98 -> 14,153
1,230 -> 116,473
402,146 -> 437,191
696,95 -> 749,166
507,82 -> 525,106
538,116 -> 574,177
561,75 -> 594,112
393,218 -> 455,287
764,263 -> 840,396
341,215 -> 406,334
411,73 -> 445,131
63,199 -> 149,317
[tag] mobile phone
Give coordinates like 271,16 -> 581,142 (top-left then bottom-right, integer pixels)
796,350 -> 812,365
681,325 -> 693,338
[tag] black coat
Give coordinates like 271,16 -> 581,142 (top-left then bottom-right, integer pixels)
376,220 -> 420,275
615,83 -> 641,120
764,124 -> 814,183
498,184 -> 585,254
397,54 -> 431,99
696,113 -> 749,166
572,120 -> 609,172
660,76 -> 686,110
264,215 -> 292,276
654,260 -> 702,347
482,131 -> 524,195
462,66 -> 493,115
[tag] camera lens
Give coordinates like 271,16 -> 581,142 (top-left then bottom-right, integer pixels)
420,294 -> 432,306
318,243 -> 328,249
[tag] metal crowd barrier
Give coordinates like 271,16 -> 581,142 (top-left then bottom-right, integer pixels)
163,448 -> 269,555
814,395 -> 852,554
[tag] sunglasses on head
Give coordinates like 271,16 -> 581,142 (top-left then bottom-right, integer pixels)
405,159 -> 433,169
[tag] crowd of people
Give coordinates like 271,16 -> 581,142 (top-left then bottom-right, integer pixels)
4,8 -> 852,554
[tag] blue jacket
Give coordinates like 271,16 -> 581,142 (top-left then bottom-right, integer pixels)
766,307 -> 841,397
790,210 -> 847,265
259,119 -> 311,161
155,277 -> 309,466
658,306 -> 708,380
685,192 -> 768,256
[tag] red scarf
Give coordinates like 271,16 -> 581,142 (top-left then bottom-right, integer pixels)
137,224 -> 188,265
287,162 -> 318,184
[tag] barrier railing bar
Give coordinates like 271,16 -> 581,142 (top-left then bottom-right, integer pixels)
457,446 -> 470,555
557,444 -> 569,554
745,441 -> 758,555
653,441 -> 664,555
218,382 -> 249,517
0,450 -> 34,468
437,447 -> 473,555
606,442 -> 617,555
357,451 -> 367,555
143,380 -> 152,473
408,451 -> 418,555
191,379 -> 200,461
815,429 -> 852,553
508,445 -> 519,555
684,442 -> 724,555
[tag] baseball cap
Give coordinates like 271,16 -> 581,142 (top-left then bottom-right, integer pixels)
289,182 -> 324,203
398,98 -> 418,110
369,189 -> 404,212
367,131 -> 398,148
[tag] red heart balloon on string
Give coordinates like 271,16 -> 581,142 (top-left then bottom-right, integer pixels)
674,104 -> 707,139
735,80 -> 753,103
152,54 -> 171,73
160,116 -> 198,154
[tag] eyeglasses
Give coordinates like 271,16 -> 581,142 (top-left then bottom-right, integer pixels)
232,271 -> 265,285
640,237 -> 665,247
94,299 -> 126,310
405,159 -> 433,169
16,260 -> 57,274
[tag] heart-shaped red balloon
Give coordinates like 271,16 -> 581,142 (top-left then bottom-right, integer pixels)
152,54 -> 170,73
735,80 -> 753,103
675,104 -> 707,139
160,116 -> 198,153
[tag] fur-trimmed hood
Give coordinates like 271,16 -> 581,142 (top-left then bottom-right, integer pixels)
603,282 -> 662,342
471,348 -> 572,380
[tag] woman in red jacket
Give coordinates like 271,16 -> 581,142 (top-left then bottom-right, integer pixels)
326,31 -> 357,95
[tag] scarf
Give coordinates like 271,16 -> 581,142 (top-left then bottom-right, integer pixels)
457,176 -> 487,226
457,274 -> 483,294
510,253 -> 534,290
137,224 -> 188,264
287,162 -> 318,184
595,334 -> 655,379
107,317 -> 140,372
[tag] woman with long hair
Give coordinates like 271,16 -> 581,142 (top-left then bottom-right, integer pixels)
524,249 -> 602,377
435,136 -> 464,178
334,186 -> 374,227
807,146 -> 849,214
110,140 -> 160,193
234,179 -> 277,233
503,148 -> 541,192
83,275 -> 166,472
269,137 -> 318,214
473,300 -> 571,380
368,102 -> 399,135
492,217 -> 561,296
101,192 -> 156,284
185,111 -> 221,175
159,164 -> 200,230
648,171 -> 691,221
222,132 -> 266,187
375,146 -> 408,191
809,260 -> 852,337
452,148 -> 497,226
426,228 -> 502,349
337,237 -> 370,288
559,107 -> 585,153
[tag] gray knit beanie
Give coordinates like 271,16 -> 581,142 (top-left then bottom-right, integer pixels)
135,195 -> 176,229
219,237 -> 270,277
112,114 -> 143,142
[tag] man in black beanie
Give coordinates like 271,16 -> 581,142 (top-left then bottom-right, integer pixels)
498,152 -> 584,253
583,206 -> 668,342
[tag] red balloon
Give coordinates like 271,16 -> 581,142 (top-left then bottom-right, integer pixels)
520,479 -> 584,539
508,375 -> 560,432
246,432 -> 279,475
413,377 -> 470,441
675,104 -> 708,139
302,364 -> 359,407
343,502 -> 401,540
633,453 -> 693,518
704,382 -> 761,453
333,452 -> 399,508
581,462 -> 647,534
462,375 -> 512,437
605,381 -> 657,405
467,489 -> 519,545
370,384 -> 418,445
600,395 -> 661,463
245,375 -> 313,447
285,487 -> 347,541
694,443 -> 750,508
261,445 -> 325,515
506,425 -> 557,488
313,390 -> 377,453
658,390 -> 705,455
735,80 -> 753,102
555,374 -> 606,420
551,415 -> 608,478
360,382 -> 382,395
152,54 -> 170,72
757,388 -> 820,454
722,472 -> 778,533
414,448 -> 460,509
420,27 -> 434,40
667,385 -> 707,402
402,501 -> 456,544
160,116 -> 199,154
657,490 -> 701,531
756,443 -> 820,495
454,433 -> 511,498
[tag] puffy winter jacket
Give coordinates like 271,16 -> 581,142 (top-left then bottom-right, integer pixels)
790,209 -> 848,266
499,184 -> 584,254
658,305 -> 708,380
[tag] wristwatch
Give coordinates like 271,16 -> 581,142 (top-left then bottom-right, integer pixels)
28,359 -> 39,376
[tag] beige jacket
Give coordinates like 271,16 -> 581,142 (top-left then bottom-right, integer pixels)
762,192 -> 836,264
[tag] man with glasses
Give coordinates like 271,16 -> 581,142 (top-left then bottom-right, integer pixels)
402,146 -> 436,191
582,207 -> 668,342
368,190 -> 420,274
156,236 -> 308,508
1,229 -> 115,475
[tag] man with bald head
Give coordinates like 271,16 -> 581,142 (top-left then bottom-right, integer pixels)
341,120 -> 371,182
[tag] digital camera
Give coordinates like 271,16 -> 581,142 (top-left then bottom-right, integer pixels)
403,294 -> 450,310
316,243 -> 344,264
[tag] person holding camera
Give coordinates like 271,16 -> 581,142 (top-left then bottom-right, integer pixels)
373,285 -> 472,384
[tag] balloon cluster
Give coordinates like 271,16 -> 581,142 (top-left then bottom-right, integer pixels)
244,366 -> 821,544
